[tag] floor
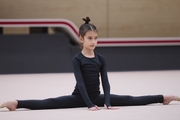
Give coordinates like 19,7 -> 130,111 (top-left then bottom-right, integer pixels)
0,70 -> 180,120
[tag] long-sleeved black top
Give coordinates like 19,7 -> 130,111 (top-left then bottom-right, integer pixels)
72,52 -> 111,108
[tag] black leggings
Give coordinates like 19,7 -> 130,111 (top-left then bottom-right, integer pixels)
17,94 -> 163,110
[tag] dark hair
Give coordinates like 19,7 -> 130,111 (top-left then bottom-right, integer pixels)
79,17 -> 98,37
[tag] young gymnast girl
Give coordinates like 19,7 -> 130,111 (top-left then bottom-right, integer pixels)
0,17 -> 180,111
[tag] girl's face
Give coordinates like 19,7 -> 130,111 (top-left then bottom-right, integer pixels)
80,31 -> 98,51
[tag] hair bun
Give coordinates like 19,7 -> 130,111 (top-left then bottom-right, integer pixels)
82,17 -> 91,24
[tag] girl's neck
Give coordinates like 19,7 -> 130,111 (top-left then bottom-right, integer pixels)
81,49 -> 95,58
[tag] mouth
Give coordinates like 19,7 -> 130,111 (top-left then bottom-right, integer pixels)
90,45 -> 95,47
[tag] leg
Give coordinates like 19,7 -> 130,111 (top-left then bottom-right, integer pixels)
1,95 -> 87,111
109,94 -> 164,106
93,94 -> 179,106
17,95 -> 86,110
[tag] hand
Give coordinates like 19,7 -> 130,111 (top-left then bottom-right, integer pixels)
104,104 -> 119,110
88,105 -> 101,111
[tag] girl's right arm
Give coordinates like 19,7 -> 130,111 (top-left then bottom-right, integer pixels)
72,58 -> 95,108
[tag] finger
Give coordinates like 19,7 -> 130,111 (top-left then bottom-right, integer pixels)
90,108 -> 98,111
104,104 -> 119,110
88,107 -> 98,111
88,108 -> 94,111
95,105 -> 101,110
107,106 -> 119,110
104,104 -> 108,109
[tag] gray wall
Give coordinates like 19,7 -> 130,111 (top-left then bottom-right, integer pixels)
0,34 -> 180,74
0,34 -> 73,74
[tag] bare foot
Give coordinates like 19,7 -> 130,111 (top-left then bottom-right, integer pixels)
163,96 -> 180,105
0,101 -> 18,111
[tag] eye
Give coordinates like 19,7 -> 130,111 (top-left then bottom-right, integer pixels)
88,36 -> 92,40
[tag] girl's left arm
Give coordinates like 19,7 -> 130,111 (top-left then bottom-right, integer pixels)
100,57 -> 111,107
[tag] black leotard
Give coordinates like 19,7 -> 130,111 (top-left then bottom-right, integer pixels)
72,52 -> 110,108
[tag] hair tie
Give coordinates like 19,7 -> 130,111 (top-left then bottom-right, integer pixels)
82,17 -> 90,24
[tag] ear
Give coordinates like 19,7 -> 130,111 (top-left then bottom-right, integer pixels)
79,36 -> 83,42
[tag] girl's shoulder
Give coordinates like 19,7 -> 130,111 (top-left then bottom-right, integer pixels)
72,52 -> 84,61
95,52 -> 103,58
95,52 -> 106,62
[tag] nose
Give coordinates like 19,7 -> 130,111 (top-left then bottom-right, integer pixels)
92,39 -> 96,44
